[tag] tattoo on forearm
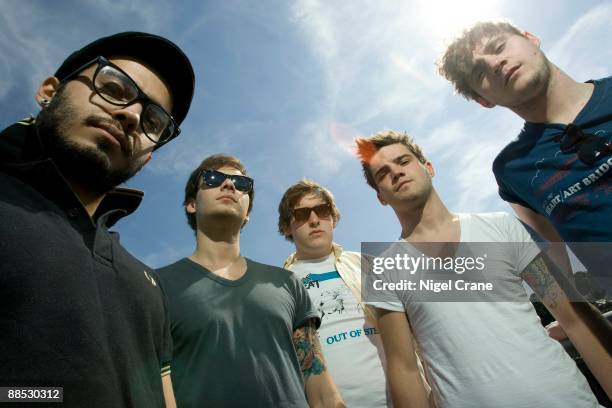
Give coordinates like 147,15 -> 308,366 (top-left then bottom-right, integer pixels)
522,255 -> 560,309
293,320 -> 326,378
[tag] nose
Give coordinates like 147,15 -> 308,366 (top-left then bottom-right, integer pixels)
307,209 -> 320,226
112,103 -> 143,136
390,165 -> 405,184
491,55 -> 507,77
220,177 -> 237,192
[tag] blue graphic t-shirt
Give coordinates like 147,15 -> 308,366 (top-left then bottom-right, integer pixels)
492,76 -> 612,283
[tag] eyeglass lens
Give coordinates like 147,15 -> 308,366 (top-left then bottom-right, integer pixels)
293,204 -> 332,222
94,64 -> 173,142
202,170 -> 252,192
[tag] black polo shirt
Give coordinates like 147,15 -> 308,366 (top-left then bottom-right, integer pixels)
0,118 -> 171,407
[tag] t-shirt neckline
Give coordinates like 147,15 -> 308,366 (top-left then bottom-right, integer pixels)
183,256 -> 252,287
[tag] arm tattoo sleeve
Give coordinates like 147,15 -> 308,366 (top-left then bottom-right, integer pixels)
521,254 -> 560,309
293,320 -> 326,378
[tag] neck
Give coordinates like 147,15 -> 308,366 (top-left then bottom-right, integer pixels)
296,244 -> 333,261
190,220 -> 242,270
511,65 -> 594,124
68,179 -> 105,217
396,190 -> 455,240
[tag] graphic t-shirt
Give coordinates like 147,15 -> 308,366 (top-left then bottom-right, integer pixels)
289,254 -> 390,407
493,76 -> 612,285
157,258 -> 318,408
375,212 -> 601,408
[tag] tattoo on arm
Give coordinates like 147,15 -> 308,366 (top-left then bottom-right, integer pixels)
522,254 -> 560,309
293,320 -> 326,378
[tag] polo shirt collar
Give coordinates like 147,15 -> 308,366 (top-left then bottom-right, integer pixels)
0,117 -> 143,228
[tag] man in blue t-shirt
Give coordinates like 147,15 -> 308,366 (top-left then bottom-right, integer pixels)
437,21 -> 611,291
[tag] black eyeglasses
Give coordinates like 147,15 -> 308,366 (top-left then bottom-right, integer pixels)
292,203 -> 332,222
555,123 -> 612,165
60,56 -> 180,147
200,169 -> 253,193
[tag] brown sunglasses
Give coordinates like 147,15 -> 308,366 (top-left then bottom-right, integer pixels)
292,203 -> 333,222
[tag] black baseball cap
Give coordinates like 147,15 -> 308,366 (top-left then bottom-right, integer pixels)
55,31 -> 195,127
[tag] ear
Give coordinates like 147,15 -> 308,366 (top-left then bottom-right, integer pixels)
35,76 -> 61,107
377,191 -> 388,206
475,95 -> 496,109
425,161 -> 435,177
185,198 -> 197,215
523,31 -> 541,48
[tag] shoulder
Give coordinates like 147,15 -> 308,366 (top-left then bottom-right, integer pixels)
246,259 -> 310,301
461,211 -> 519,239
591,76 -> 612,86
492,125 -> 530,174
339,250 -> 362,262
463,211 -> 513,223
492,120 -> 551,171
462,212 -> 535,243
156,258 -> 190,275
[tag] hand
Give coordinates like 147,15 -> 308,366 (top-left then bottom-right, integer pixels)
546,320 -> 568,341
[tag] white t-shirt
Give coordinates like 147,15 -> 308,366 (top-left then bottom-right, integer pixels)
375,212 -> 601,408
289,253 -> 390,407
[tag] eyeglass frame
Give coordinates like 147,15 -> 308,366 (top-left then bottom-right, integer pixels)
199,169 -> 254,193
555,123 -> 612,165
58,56 -> 180,148
291,203 -> 333,223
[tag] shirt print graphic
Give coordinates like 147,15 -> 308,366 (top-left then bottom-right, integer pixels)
302,271 -> 354,322
530,128 -> 611,220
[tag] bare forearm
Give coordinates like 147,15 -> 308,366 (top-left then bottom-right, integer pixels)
552,301 -> 612,398
305,373 -> 346,408
524,255 -> 612,398
161,374 -> 177,408
294,322 -> 346,407
387,365 -> 431,408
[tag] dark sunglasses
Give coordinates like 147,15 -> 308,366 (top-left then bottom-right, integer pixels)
60,56 -> 180,148
292,203 -> 333,222
200,169 -> 253,193
555,123 -> 612,165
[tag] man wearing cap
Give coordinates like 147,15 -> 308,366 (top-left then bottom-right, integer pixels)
0,32 -> 194,407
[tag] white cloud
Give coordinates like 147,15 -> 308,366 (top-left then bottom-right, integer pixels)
0,0 -> 173,103
140,242 -> 192,268
145,120 -> 263,178
289,2 -> 447,172
547,3 -> 612,80
287,0 -> 523,216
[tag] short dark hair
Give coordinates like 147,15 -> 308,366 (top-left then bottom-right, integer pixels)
355,130 -> 428,191
277,179 -> 340,242
183,154 -> 254,231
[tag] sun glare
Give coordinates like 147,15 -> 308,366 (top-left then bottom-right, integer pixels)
415,0 -> 504,43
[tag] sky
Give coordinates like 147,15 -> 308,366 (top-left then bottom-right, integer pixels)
1,0 -> 611,268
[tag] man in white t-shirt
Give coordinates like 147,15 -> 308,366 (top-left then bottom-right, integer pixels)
279,179 -> 418,407
354,130 -> 611,408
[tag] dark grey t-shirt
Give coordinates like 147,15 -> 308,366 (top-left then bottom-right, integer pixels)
157,257 -> 318,408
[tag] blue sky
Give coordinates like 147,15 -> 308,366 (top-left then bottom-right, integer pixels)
1,0 -> 610,268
